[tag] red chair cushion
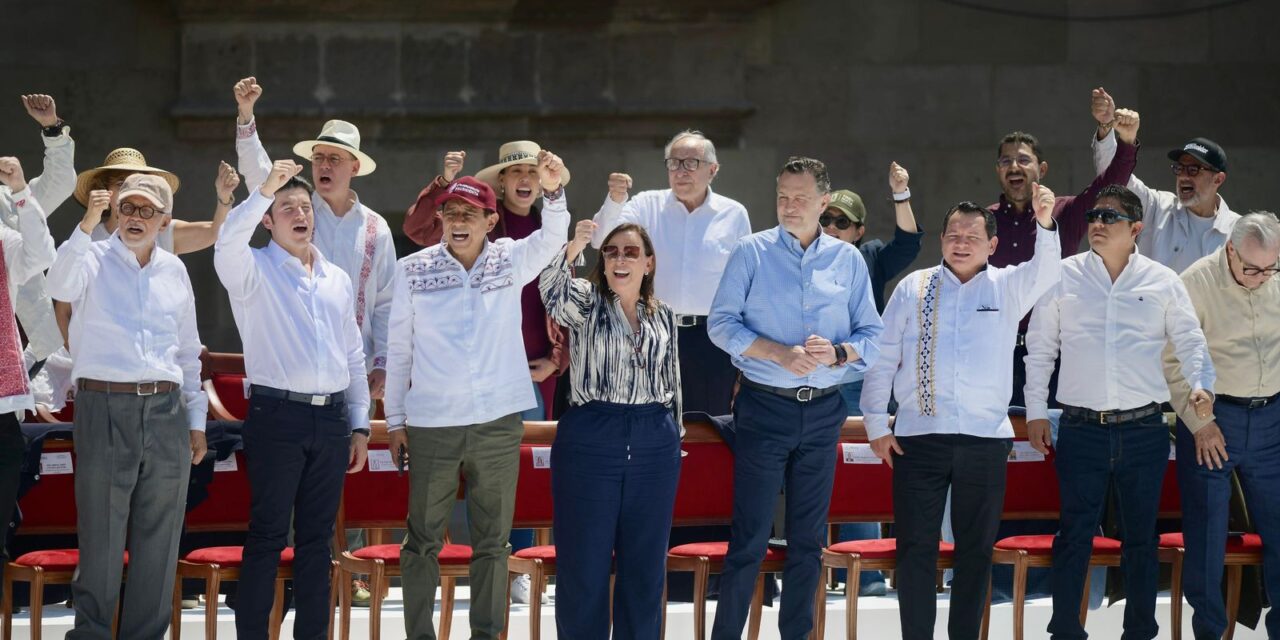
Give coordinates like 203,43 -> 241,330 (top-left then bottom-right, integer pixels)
11,549 -> 129,572
668,542 -> 785,562
1159,532 -> 1263,553
995,535 -> 1122,555
352,543 -> 472,565
184,546 -> 295,567
513,545 -> 558,564
826,538 -> 956,559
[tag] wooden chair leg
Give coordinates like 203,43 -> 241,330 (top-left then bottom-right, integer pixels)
1225,564 -> 1242,640
1169,551 -> 1184,640
1011,554 -> 1028,640
338,564 -> 352,640
368,562 -> 386,640
29,569 -> 44,640
329,561 -> 339,640
440,576 -> 455,640
691,561 -> 709,640
747,573 -> 765,640
2,568 -> 13,640
269,577 -> 286,640
1078,566 -> 1092,629
846,558 -> 863,640
812,563 -> 828,640
171,573 -> 183,640
206,571 -> 223,640
609,573 -> 616,630
526,563 -> 545,640
661,578 -> 668,640
980,573 -> 992,640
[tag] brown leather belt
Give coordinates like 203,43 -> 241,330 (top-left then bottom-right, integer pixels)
77,378 -> 178,396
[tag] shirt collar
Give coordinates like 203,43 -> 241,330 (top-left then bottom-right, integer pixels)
666,186 -> 716,214
313,190 -> 364,219
940,259 -> 989,285
108,230 -> 158,268
265,239 -> 327,277
775,224 -> 828,255
996,194 -> 1030,215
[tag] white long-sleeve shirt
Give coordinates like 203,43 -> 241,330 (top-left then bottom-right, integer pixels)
384,192 -> 570,429
590,188 -> 751,315
213,191 -> 371,430
0,189 -> 57,416
861,223 -> 1062,441
1024,248 -> 1215,421
1092,130 -> 1239,274
46,229 -> 208,431
0,129 -> 75,359
236,119 -> 395,372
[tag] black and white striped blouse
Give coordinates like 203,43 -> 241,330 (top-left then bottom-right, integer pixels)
538,251 -> 681,420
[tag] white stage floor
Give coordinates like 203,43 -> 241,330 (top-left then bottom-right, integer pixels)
5,584 -> 1271,638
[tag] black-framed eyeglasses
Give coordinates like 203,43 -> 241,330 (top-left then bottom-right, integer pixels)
819,214 -> 854,230
1171,163 -> 1215,177
602,244 -> 644,261
1241,264 -> 1280,277
1084,207 -> 1136,225
996,155 -> 1036,169
118,202 -> 164,220
664,157 -> 705,172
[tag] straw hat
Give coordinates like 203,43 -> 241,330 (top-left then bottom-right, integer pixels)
292,120 -> 377,176
74,148 -> 181,206
474,141 -> 571,190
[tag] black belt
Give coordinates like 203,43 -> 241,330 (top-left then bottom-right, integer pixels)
1061,402 -> 1162,425
739,377 -> 838,403
1218,392 -> 1280,409
675,315 -> 706,328
250,384 -> 345,407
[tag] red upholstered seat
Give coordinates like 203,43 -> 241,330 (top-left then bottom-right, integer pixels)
184,546 -> 295,567
995,535 -> 1122,555
513,545 -> 558,564
1159,532 -> 1262,553
352,543 -> 472,565
12,549 -> 130,572
669,542 -> 785,562
826,539 -> 955,559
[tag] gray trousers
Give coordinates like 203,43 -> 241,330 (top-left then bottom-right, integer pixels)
67,388 -> 191,640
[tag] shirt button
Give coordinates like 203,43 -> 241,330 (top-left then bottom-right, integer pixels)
1012,242 -> 1018,248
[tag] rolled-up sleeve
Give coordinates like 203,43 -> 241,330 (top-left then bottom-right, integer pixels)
707,240 -> 759,357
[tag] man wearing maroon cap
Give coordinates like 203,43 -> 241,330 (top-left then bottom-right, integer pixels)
383,153 -> 568,640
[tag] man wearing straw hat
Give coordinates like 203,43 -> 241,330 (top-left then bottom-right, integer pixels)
233,77 -> 394,403
1,94 -> 75,365
48,174 -> 208,640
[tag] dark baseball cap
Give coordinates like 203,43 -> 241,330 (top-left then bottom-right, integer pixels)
435,176 -> 497,213
1167,137 -> 1228,173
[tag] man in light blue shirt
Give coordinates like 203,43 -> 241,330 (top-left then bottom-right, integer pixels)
707,156 -> 882,640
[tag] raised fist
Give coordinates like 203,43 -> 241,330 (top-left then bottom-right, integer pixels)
0,157 -> 26,192
1030,182 -> 1056,227
1091,87 -> 1115,127
215,161 -> 241,203
536,150 -> 565,192
1114,108 -> 1141,144
442,151 -> 466,183
889,162 -> 909,194
607,172 -> 633,204
233,77 -> 262,122
21,94 -> 59,128
260,159 -> 304,197
80,188 -> 112,234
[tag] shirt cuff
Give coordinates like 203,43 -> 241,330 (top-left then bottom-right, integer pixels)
348,406 -> 371,431
187,408 -> 207,432
236,117 -> 257,139
725,328 -> 760,358
1026,404 -> 1051,422
864,415 -> 892,441
9,187 -> 33,207
372,356 -> 387,370
41,129 -> 71,146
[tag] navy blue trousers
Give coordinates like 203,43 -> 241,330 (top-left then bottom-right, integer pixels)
552,401 -> 682,640
1178,399 -> 1280,639
710,384 -> 845,640
237,395 -> 349,640
1050,412 -> 1168,640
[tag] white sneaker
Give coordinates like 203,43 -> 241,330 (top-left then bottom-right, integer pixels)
511,574 -> 533,604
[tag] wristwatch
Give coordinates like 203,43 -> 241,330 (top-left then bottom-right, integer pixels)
892,188 -> 911,202
832,343 -> 848,367
351,427 -> 371,438
42,119 -> 68,138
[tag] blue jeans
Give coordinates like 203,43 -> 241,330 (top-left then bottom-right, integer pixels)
1049,412 -> 1168,640
1177,399 -> 1280,639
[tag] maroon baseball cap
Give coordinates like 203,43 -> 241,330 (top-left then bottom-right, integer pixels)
435,176 -> 497,213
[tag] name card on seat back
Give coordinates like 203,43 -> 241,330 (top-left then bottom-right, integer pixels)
39,452 -> 73,475
532,447 -> 551,469
840,443 -> 880,465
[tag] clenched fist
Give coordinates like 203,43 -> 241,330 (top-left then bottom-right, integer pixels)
442,150 -> 466,183
889,162 -> 909,194
608,173 -> 633,204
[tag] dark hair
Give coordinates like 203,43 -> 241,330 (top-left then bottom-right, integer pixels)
778,156 -> 831,194
591,223 -> 658,315
997,131 -> 1045,165
90,169 -> 132,191
279,175 -> 315,196
1094,184 -> 1144,222
942,201 -> 998,239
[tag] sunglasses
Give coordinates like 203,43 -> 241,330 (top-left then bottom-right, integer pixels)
819,214 -> 854,230
602,244 -> 644,260
1171,163 -> 1215,177
1084,208 -> 1137,225
118,202 -> 164,220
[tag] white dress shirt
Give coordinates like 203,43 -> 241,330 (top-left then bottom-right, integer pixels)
237,120 -> 396,371
213,191 -> 371,430
1093,130 -> 1239,273
384,192 -> 570,430
861,224 -> 1062,441
46,228 -> 208,431
590,188 -> 751,315
0,129 -> 75,360
1024,248 -> 1215,421
0,189 -> 57,416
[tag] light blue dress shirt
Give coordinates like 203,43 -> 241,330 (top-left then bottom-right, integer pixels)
708,225 -> 883,389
